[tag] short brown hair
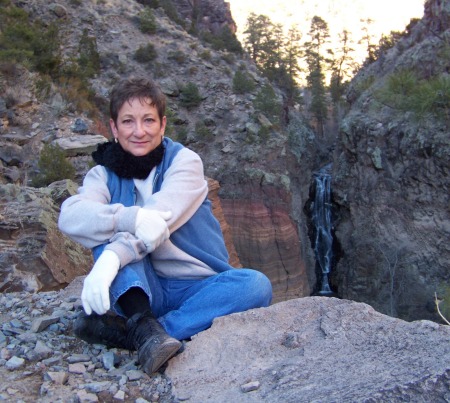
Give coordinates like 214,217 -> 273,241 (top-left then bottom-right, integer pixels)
109,77 -> 166,125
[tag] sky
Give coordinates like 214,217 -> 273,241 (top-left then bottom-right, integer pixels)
228,0 -> 425,66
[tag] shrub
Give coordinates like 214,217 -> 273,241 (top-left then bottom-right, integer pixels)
232,70 -> 255,94
410,75 -> 450,120
134,43 -> 157,63
168,50 -> 186,64
138,7 -> 157,34
179,82 -> 202,108
173,126 -> 188,144
136,0 -> 159,8
376,70 -> 450,120
78,29 -> 100,78
201,26 -> 243,54
31,144 -> 76,187
0,5 -> 61,76
195,121 -> 213,139
161,1 -> 184,27
254,84 -> 282,125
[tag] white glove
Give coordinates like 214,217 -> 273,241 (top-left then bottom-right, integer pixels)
135,209 -> 172,253
81,250 -> 120,315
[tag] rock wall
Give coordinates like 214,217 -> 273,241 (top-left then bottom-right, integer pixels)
333,0 -> 449,321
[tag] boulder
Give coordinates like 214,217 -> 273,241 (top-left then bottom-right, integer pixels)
167,297 -> 450,402
53,135 -> 108,157
0,183 -> 91,292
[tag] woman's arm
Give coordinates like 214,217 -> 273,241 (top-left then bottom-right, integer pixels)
139,147 -> 208,232
58,165 -> 139,248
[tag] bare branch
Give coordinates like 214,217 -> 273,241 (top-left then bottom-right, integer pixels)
435,292 -> 450,326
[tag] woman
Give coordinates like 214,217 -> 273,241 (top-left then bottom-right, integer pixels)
58,77 -> 272,375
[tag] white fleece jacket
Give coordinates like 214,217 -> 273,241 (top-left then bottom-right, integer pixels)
58,147 -> 216,279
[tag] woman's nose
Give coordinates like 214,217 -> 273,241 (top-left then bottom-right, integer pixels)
134,121 -> 145,136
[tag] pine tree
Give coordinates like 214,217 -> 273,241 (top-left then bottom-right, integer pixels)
304,16 -> 330,137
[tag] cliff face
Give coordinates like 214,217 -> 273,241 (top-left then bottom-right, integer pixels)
333,0 -> 449,321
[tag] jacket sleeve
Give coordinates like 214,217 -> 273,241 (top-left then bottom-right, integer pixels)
144,147 -> 209,233
58,165 -> 139,248
104,232 -> 149,268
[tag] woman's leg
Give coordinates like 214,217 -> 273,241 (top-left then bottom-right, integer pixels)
157,269 -> 272,340
109,257 -> 181,374
109,256 -> 164,317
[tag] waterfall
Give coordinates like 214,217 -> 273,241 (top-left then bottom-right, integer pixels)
311,163 -> 334,295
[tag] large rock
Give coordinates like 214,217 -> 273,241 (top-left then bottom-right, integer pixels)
0,182 -> 91,292
53,134 -> 108,157
167,297 -> 450,402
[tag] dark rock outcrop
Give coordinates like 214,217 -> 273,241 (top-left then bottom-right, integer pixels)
333,0 -> 449,321
171,0 -> 237,34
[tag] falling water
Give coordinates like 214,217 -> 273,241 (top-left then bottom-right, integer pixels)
311,163 -> 334,295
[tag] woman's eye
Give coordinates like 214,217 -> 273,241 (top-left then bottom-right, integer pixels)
122,119 -> 132,124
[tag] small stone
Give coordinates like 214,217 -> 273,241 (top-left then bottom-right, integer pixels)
76,389 -> 98,403
113,390 -> 125,400
69,363 -> 86,374
102,351 -> 119,370
1,348 -> 11,360
126,369 -> 144,381
30,316 -> 59,333
17,332 -> 38,343
10,319 -> 23,328
34,340 -> 53,359
241,380 -> 260,393
84,381 -> 112,393
5,356 -> 25,370
42,355 -> 62,366
67,354 -> 91,363
45,371 -> 69,385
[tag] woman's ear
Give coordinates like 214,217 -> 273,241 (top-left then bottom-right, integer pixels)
110,118 -> 118,140
160,116 -> 167,135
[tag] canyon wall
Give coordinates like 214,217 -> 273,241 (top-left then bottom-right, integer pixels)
332,0 -> 449,321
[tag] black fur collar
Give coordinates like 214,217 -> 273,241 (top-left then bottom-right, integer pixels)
92,141 -> 165,179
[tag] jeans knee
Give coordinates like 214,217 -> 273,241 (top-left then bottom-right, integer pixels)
239,269 -> 272,307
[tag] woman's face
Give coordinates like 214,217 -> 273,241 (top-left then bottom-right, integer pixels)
110,97 -> 166,157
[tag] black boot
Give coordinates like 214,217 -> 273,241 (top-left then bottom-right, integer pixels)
126,311 -> 182,375
73,311 -> 132,350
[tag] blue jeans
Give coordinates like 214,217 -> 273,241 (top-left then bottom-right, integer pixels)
109,257 -> 273,340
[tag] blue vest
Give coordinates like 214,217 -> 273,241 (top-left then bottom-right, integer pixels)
94,138 -> 233,274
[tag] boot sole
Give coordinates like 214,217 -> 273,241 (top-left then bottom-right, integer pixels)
139,337 -> 182,374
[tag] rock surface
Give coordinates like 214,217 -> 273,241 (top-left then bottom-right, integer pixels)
167,297 -> 450,402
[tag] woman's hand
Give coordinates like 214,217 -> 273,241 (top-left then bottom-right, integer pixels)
81,250 -> 121,315
135,209 -> 172,253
